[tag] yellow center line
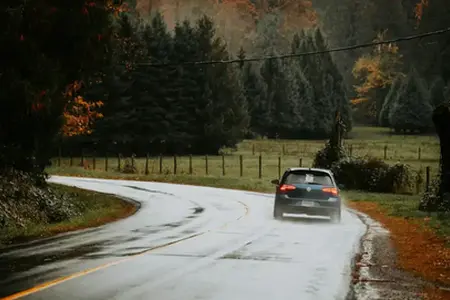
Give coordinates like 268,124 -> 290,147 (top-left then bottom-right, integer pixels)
1,201 -> 250,300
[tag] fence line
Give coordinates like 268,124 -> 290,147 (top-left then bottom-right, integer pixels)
242,143 -> 437,161
51,153 -> 434,193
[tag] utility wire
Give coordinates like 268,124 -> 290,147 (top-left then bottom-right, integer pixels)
135,26 -> 450,67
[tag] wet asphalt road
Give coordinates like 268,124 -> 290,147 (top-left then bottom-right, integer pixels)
0,176 -> 366,300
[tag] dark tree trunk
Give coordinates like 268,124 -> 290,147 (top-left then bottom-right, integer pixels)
432,104 -> 450,205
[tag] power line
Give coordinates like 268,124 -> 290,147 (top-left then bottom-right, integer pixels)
135,26 -> 450,67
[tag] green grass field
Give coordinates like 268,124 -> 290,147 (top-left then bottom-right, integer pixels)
47,126 -> 449,238
49,126 -> 441,188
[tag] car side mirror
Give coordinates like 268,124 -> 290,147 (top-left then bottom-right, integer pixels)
271,179 -> 279,185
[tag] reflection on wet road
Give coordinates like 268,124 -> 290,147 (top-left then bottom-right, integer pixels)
0,176 -> 366,300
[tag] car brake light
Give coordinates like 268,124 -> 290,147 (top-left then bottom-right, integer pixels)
279,184 -> 296,192
322,187 -> 338,196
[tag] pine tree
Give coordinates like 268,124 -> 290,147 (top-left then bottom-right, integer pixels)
429,76 -> 447,108
378,77 -> 402,127
389,68 -> 433,133
170,20 -> 203,153
190,15 -> 249,154
260,54 -> 289,138
241,60 -> 267,137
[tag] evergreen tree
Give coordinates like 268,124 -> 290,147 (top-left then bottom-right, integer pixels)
429,76 -> 447,108
190,15 -> 249,154
170,20 -> 203,153
378,77 -> 401,127
389,68 -> 433,133
241,61 -> 267,137
88,13 -> 145,153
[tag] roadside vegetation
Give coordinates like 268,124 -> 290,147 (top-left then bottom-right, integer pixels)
0,180 -> 136,246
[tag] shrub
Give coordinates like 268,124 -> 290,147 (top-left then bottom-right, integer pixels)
419,177 -> 442,212
0,169 -> 80,229
313,142 -> 347,169
121,157 -> 137,174
331,157 -> 413,194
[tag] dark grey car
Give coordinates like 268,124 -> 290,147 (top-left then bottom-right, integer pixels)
271,168 -> 342,222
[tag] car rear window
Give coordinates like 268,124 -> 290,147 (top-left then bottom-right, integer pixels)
283,170 -> 333,186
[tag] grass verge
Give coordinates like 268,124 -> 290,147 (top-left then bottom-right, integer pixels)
0,183 -> 137,246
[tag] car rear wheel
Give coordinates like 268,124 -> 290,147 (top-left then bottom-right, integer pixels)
273,205 -> 283,219
330,210 -> 341,223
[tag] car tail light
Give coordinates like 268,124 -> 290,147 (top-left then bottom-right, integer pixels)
278,184 -> 296,193
322,187 -> 338,196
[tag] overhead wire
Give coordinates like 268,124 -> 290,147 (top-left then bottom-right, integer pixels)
134,26 -> 450,67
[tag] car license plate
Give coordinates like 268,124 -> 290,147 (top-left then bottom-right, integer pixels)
302,201 -> 315,207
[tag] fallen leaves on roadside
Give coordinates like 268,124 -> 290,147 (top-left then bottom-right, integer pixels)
348,201 -> 450,300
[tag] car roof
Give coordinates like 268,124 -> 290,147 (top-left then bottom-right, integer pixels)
285,167 -> 333,175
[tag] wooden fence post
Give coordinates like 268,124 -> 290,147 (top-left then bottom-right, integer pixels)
145,153 -> 149,175
205,155 -> 209,175
222,154 -> 225,176
105,154 -> 108,172
252,144 -> 255,155
426,166 -> 431,192
92,154 -> 96,170
278,156 -> 281,179
70,155 -> 73,167
299,158 -> 303,167
418,147 -> 421,160
384,145 -> 388,160
117,154 -> 121,172
159,155 -> 163,174
173,155 -> 177,175
189,155 -> 193,175
239,155 -> 243,177
258,155 -> 262,179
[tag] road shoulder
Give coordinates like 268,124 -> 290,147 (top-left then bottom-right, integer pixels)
347,202 -> 450,300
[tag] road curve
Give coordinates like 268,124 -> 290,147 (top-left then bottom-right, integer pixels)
0,176 -> 366,300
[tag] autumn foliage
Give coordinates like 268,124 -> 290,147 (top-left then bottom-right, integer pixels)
347,201 -> 450,300
351,31 -> 404,122
62,81 -> 104,137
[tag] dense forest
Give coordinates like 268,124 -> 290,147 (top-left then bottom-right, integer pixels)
60,0 -> 450,157
2,0 -> 449,171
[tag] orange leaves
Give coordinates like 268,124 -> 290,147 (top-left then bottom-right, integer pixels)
62,81 -> 104,137
415,0 -> 429,21
106,0 -> 129,16
352,30 -> 404,107
347,200 -> 450,297
350,98 -> 369,105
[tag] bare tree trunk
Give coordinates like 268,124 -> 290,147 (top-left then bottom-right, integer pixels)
432,104 -> 450,207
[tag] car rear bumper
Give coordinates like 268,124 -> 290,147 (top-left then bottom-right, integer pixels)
281,205 -> 339,216
275,196 -> 340,216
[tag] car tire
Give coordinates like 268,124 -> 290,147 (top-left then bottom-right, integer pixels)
273,205 -> 283,219
330,210 -> 341,223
